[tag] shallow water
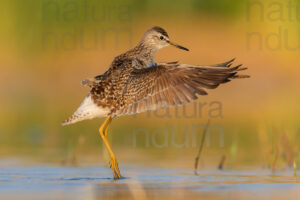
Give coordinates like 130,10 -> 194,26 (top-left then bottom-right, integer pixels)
0,161 -> 300,200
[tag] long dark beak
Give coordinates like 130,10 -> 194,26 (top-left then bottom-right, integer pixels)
168,41 -> 189,51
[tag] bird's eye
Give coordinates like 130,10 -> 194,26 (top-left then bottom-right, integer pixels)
160,36 -> 164,40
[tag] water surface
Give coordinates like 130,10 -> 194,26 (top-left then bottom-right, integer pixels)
0,160 -> 299,200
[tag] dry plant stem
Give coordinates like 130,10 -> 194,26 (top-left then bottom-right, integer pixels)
271,144 -> 279,173
218,155 -> 226,170
293,160 -> 297,177
194,120 -> 210,175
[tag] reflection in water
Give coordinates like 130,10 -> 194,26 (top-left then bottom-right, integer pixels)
0,162 -> 300,200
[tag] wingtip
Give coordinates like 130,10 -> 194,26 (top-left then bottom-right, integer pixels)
213,58 -> 237,68
226,58 -> 236,66
232,74 -> 250,79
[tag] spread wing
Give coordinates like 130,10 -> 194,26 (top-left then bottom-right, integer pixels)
115,59 -> 249,116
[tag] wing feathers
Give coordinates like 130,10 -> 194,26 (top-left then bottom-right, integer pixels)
115,59 -> 248,116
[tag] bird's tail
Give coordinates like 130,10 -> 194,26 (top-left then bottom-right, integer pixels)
62,95 -> 94,126
62,94 -> 109,126
62,113 -> 84,126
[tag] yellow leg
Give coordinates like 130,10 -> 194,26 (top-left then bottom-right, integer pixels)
99,115 -> 122,179
103,116 -> 112,137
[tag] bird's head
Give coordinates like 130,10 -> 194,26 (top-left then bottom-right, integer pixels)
141,26 -> 189,52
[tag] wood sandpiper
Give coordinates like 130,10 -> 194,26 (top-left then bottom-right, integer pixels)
62,26 -> 249,179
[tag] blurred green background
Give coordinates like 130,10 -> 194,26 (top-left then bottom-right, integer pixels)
0,0 -> 299,170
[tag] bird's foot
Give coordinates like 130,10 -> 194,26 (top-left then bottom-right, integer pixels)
110,157 -> 121,179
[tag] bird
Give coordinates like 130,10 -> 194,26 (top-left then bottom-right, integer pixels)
62,26 -> 249,179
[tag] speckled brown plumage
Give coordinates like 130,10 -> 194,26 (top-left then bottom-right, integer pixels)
83,57 -> 247,118
63,26 -> 249,125
82,41 -> 158,116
